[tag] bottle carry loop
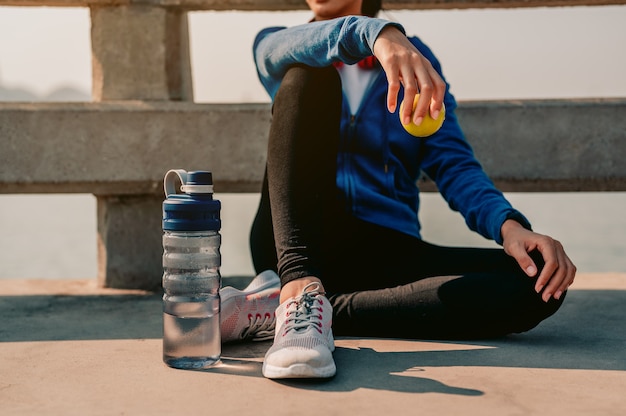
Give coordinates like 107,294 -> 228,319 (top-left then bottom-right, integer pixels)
164,169 -> 214,196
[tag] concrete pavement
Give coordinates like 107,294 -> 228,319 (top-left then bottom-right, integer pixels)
1,273 -> 625,415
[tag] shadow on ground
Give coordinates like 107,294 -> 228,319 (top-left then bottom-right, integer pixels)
215,344 -> 487,395
1,288 -> 624,395
0,293 -> 163,341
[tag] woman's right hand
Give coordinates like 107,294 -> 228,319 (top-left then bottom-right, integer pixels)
373,26 -> 446,127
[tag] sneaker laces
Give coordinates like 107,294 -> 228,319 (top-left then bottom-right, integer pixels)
284,282 -> 325,335
241,312 -> 275,341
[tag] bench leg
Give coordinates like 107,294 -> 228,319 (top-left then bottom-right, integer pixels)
96,195 -> 163,291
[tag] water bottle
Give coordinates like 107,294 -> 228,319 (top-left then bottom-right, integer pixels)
162,169 -> 222,369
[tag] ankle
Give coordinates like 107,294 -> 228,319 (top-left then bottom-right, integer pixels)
280,276 -> 324,304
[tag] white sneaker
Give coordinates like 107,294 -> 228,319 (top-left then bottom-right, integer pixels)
262,282 -> 336,379
220,270 -> 281,343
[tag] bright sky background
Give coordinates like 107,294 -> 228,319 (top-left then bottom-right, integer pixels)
0,5 -> 625,102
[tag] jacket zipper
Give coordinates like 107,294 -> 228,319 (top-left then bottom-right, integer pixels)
342,68 -> 386,214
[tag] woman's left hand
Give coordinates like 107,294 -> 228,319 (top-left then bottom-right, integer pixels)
501,219 -> 577,302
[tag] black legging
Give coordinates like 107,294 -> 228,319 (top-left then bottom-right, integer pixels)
250,65 -> 565,340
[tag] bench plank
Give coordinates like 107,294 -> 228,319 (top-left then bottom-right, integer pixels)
1,99 -> 624,195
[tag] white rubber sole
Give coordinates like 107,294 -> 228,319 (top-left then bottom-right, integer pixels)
221,270 -> 280,302
262,362 -> 336,379
243,270 -> 280,293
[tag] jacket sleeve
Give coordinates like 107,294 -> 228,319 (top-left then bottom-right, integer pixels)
253,16 -> 404,99
412,39 -> 532,244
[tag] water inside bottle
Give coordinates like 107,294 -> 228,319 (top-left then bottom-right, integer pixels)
163,295 -> 220,369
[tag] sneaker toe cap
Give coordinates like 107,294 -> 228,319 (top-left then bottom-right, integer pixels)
265,345 -> 333,368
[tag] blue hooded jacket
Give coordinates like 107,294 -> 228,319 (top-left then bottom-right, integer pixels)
253,16 -> 530,244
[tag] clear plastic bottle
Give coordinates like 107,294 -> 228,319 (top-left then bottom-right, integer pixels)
162,170 -> 221,369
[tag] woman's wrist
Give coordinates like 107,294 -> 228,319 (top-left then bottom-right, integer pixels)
501,218 -> 524,242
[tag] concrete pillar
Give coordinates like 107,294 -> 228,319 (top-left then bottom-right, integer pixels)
90,3 -> 193,288
90,5 -> 193,101
97,195 -> 164,291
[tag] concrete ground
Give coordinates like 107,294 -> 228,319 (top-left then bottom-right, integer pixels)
0,273 -> 624,416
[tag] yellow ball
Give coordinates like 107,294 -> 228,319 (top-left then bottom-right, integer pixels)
399,94 -> 446,138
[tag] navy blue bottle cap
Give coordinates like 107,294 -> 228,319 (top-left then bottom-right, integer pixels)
163,170 -> 221,231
